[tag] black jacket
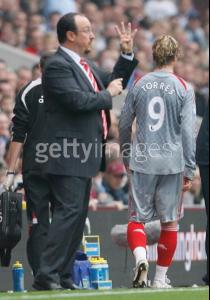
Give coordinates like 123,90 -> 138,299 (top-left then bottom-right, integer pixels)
42,48 -> 138,177
196,103 -> 209,166
12,78 -> 46,173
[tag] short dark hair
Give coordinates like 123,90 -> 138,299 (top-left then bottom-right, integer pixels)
57,13 -> 83,44
40,51 -> 55,69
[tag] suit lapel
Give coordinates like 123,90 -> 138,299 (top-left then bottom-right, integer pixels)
57,48 -> 95,92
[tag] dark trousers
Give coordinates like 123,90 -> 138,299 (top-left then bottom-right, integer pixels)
23,172 -> 51,277
35,175 -> 91,284
199,165 -> 209,282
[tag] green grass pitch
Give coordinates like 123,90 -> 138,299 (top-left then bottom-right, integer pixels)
0,288 -> 209,300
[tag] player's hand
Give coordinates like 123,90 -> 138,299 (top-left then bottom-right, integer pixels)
182,177 -> 192,192
115,22 -> 138,54
107,78 -> 123,97
3,174 -> 15,191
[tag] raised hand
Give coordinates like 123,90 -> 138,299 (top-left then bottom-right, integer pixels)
115,22 -> 138,54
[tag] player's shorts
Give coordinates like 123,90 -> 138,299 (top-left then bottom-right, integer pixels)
129,171 -> 184,224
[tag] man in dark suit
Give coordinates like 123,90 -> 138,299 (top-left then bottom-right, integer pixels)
34,13 -> 138,291
196,103 -> 209,286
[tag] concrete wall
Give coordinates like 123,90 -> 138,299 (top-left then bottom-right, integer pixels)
0,42 -> 39,71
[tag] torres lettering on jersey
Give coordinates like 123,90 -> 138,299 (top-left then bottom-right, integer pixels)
141,82 -> 175,95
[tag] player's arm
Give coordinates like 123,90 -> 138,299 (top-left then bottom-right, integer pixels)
119,88 -> 136,169
4,90 -> 30,190
181,86 -> 197,182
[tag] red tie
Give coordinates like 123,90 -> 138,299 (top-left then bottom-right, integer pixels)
80,59 -> 108,139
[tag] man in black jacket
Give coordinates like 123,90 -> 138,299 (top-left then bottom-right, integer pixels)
34,13 -> 138,291
196,103 -> 209,286
4,52 -> 54,277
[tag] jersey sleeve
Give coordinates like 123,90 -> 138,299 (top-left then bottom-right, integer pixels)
12,89 -> 30,143
181,85 -> 197,180
119,87 -> 137,167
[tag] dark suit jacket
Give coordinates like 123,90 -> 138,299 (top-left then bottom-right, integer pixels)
42,48 -> 138,177
196,103 -> 209,166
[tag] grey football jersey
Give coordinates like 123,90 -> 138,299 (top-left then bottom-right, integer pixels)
119,71 -> 197,179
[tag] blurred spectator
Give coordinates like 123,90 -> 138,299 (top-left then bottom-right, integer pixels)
43,32 -> 58,52
0,160 -> 6,194
28,13 -> 45,31
178,0 -> 198,28
90,0 -> 115,8
186,11 -> 207,49
90,161 -> 128,210
43,0 -> 77,17
5,71 -> 18,91
25,28 -> 44,55
13,10 -> 27,31
15,27 -> 27,48
0,95 -> 15,118
0,59 -> 7,79
0,21 -> 16,46
2,0 -> 20,16
16,67 -> 32,91
32,63 -> 41,80
0,81 -> 15,98
0,112 -> 10,160
46,11 -> 62,33
145,0 -> 178,22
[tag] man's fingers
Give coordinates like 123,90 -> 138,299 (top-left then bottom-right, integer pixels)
115,25 -> 122,37
115,22 -> 138,39
128,22 -> 132,35
121,22 -> 126,34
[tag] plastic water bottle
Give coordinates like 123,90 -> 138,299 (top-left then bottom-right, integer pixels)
12,261 -> 24,292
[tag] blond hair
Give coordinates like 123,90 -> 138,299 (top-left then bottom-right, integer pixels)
153,35 -> 180,67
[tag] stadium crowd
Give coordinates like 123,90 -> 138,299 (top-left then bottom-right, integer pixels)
0,0 -> 209,209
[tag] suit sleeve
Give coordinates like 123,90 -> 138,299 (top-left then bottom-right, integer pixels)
181,86 -> 197,180
93,56 -> 139,89
12,90 -> 30,143
119,88 -> 136,167
43,62 -> 113,113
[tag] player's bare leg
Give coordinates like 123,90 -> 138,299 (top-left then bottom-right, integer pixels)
127,222 -> 149,288
152,221 -> 178,289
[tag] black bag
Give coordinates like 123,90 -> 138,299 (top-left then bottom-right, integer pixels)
0,192 -> 22,267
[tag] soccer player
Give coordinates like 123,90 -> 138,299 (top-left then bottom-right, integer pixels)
119,35 -> 196,289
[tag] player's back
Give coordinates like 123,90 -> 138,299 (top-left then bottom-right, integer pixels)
129,70 -> 194,175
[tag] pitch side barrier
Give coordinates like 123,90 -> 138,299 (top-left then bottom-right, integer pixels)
0,42 -> 39,70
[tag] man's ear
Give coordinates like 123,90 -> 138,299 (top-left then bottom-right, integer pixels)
66,31 -> 76,42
